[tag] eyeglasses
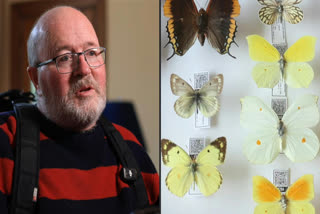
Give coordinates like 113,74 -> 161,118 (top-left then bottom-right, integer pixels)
36,47 -> 106,74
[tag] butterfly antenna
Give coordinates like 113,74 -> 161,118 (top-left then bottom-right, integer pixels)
164,41 -> 170,48
227,51 -> 236,59
166,51 -> 175,61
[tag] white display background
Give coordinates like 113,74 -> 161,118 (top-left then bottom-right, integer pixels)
161,0 -> 320,213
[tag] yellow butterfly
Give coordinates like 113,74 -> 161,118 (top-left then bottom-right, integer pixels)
247,34 -> 316,88
170,73 -> 223,118
258,0 -> 303,25
161,137 -> 226,197
253,175 -> 315,214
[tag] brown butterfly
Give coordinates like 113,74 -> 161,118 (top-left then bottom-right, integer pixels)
164,0 -> 240,60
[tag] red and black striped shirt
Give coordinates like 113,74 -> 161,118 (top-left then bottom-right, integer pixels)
0,111 -> 159,214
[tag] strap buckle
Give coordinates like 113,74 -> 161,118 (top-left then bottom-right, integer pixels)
121,167 -> 138,182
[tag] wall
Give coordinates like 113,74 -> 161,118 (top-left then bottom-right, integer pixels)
161,0 -> 320,213
106,0 -> 159,170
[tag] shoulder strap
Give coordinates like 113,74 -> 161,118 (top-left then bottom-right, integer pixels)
99,116 -> 149,209
10,103 -> 40,214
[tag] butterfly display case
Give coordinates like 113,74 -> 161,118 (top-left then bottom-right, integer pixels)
160,0 -> 320,213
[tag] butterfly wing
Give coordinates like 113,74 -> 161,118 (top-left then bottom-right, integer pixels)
282,95 -> 319,129
161,139 -> 194,197
255,203 -> 284,214
253,176 -> 284,214
164,0 -> 199,59
252,62 -> 281,88
258,0 -> 280,25
247,35 -> 281,62
206,0 -> 240,55
282,95 -> 319,162
197,74 -> 224,117
286,202 -> 315,214
282,0 -> 303,24
241,96 -> 281,164
195,137 -> 226,196
170,74 -> 196,118
284,63 -> 313,88
286,175 -> 314,202
284,36 -> 316,62
247,35 -> 281,88
283,36 -> 316,88
285,175 -> 314,214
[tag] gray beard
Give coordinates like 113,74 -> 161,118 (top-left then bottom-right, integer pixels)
39,76 -> 106,131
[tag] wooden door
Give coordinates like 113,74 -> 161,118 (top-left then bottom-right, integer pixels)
10,0 -> 106,91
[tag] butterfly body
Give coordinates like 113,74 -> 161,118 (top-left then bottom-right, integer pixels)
241,95 -> 319,164
161,137 -> 227,197
170,73 -> 223,118
253,175 -> 315,214
164,0 -> 240,60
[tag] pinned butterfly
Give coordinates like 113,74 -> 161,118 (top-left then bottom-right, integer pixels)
161,137 -> 226,197
247,35 -> 316,88
240,95 -> 319,164
163,0 -> 240,60
258,0 -> 303,25
170,73 -> 223,118
253,175 -> 315,214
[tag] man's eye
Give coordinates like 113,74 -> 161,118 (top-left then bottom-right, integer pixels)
87,50 -> 97,56
58,55 -> 71,62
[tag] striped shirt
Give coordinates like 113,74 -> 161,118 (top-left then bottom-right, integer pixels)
0,111 -> 159,214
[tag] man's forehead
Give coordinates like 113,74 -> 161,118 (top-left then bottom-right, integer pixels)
53,41 -> 99,53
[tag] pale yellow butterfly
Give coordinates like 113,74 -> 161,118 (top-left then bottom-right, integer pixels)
170,73 -> 223,118
258,0 -> 303,25
247,35 -> 316,88
253,175 -> 314,214
161,137 -> 226,197
240,95 -> 319,164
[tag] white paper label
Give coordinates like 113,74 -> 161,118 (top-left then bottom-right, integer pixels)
194,72 -> 210,128
273,169 -> 290,193
188,137 -> 205,195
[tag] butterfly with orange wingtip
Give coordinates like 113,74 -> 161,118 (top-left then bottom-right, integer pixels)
253,175 -> 315,214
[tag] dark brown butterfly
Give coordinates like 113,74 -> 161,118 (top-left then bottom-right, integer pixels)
164,0 -> 240,60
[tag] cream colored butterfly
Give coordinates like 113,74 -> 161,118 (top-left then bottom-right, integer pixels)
240,95 -> 319,164
253,175 -> 315,214
258,0 -> 303,25
247,35 -> 316,88
170,73 -> 223,118
161,137 -> 226,197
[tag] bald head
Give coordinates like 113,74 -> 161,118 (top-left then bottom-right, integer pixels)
27,6 -> 99,67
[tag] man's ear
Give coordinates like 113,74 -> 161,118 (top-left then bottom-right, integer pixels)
27,66 -> 42,96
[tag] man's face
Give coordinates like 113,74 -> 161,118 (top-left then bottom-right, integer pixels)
36,9 -> 106,131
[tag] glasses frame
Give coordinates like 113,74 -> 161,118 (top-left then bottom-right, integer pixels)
35,47 -> 106,74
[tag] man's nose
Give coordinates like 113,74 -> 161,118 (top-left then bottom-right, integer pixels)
72,54 -> 91,76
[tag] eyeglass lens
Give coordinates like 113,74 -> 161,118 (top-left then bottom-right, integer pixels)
56,47 -> 106,73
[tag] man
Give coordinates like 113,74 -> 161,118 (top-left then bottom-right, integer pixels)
0,6 -> 159,214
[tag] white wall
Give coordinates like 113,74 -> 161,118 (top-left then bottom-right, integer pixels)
106,0 -> 159,171
161,0 -> 320,213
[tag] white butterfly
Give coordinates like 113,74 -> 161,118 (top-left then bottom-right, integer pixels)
240,95 -> 319,164
170,73 -> 223,118
258,0 -> 303,25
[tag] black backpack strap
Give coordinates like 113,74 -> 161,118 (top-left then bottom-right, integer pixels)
99,116 -> 149,209
10,103 -> 40,214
